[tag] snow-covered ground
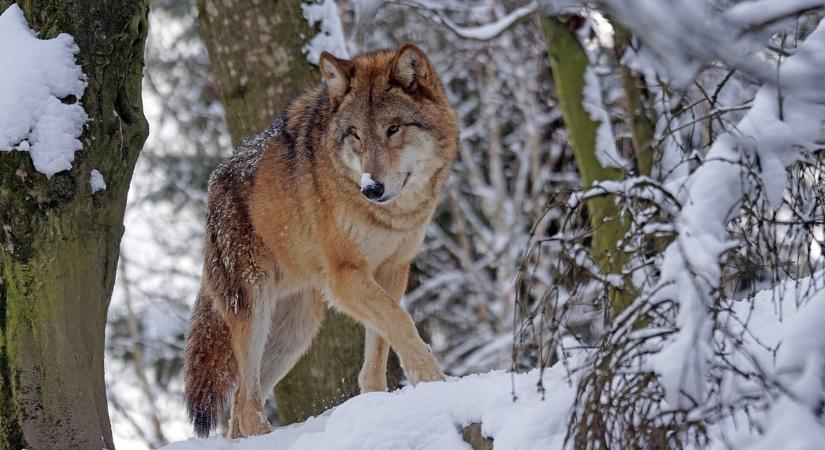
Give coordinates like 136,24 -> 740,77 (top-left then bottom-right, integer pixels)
161,368 -> 574,450
157,271 -> 825,450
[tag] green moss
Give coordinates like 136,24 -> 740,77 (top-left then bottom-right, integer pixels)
0,255 -> 24,450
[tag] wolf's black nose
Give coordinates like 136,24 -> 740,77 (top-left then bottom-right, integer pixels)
362,182 -> 384,200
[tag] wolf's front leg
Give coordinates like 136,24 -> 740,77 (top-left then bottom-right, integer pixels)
327,263 -> 445,386
359,262 -> 413,392
226,293 -> 273,438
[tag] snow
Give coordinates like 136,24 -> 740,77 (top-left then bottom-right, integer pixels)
353,0 -> 383,19
90,169 -> 106,192
725,0 -> 824,30
707,274 -> 825,450
160,369 -> 574,450
582,67 -> 628,170
158,271 -> 825,450
436,1 -> 539,41
0,4 -> 87,177
360,172 -> 375,190
644,14 -> 825,411
421,0 -> 583,41
302,0 -> 349,65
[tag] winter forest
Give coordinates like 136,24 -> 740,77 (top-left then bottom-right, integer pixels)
1,0 -> 825,449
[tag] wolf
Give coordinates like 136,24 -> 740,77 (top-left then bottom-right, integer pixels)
183,44 -> 459,438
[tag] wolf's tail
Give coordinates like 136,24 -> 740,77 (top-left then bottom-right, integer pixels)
184,291 -> 237,438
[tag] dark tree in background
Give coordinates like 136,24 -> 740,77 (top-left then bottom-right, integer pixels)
196,0 -> 317,140
0,1 -> 150,449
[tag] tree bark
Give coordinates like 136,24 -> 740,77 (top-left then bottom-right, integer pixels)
539,17 -> 635,316
196,0 -> 318,143
0,1 -> 150,449
613,23 -> 656,178
196,0 -> 402,425
462,423 -> 494,450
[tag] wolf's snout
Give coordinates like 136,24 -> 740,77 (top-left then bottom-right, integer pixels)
360,172 -> 385,201
362,182 -> 384,200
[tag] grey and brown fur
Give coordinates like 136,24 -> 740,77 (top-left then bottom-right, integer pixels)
184,44 -> 459,438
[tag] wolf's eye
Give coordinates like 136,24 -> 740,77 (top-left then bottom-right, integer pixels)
344,126 -> 360,141
386,124 -> 400,137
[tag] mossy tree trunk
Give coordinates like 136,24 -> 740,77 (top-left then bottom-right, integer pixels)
540,17 -> 656,449
0,1 -> 150,449
196,0 -> 402,425
540,17 -> 635,317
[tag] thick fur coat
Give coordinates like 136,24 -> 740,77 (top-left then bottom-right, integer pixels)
184,44 -> 459,438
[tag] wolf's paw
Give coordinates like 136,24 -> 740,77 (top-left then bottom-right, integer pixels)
404,354 -> 446,385
358,367 -> 389,393
239,411 -> 271,437
358,373 -> 389,393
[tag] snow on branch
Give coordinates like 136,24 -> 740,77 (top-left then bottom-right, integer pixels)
547,9 -> 825,449
395,0 -> 579,41
302,0 -> 350,64
621,14 -> 825,447
0,4 -> 88,177
597,0 -> 824,88
726,0 -> 825,32
429,1 -> 539,41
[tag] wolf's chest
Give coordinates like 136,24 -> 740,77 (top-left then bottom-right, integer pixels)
352,224 -> 403,261
343,216 -> 424,269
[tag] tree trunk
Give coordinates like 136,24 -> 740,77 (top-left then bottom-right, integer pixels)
196,0 -> 402,425
0,1 -> 150,449
612,23 -> 656,178
196,0 -> 318,142
539,17 -> 635,316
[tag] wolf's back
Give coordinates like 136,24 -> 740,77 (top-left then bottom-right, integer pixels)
184,291 -> 237,437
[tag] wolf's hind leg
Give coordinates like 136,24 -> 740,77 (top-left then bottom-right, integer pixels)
259,290 -> 326,394
359,328 -> 390,392
227,283 -> 274,438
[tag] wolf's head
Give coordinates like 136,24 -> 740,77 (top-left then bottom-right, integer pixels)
319,44 -> 458,205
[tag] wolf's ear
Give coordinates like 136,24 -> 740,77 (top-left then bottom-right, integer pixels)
391,43 -> 435,95
319,51 -> 353,107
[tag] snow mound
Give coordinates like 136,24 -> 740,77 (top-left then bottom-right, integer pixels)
0,4 -> 88,177
160,369 -> 575,450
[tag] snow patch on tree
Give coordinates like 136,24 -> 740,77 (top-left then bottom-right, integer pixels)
582,66 -> 628,170
90,169 -> 106,193
302,0 -> 349,64
0,4 -> 88,178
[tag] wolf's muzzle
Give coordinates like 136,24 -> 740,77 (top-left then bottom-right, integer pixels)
362,182 -> 385,201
